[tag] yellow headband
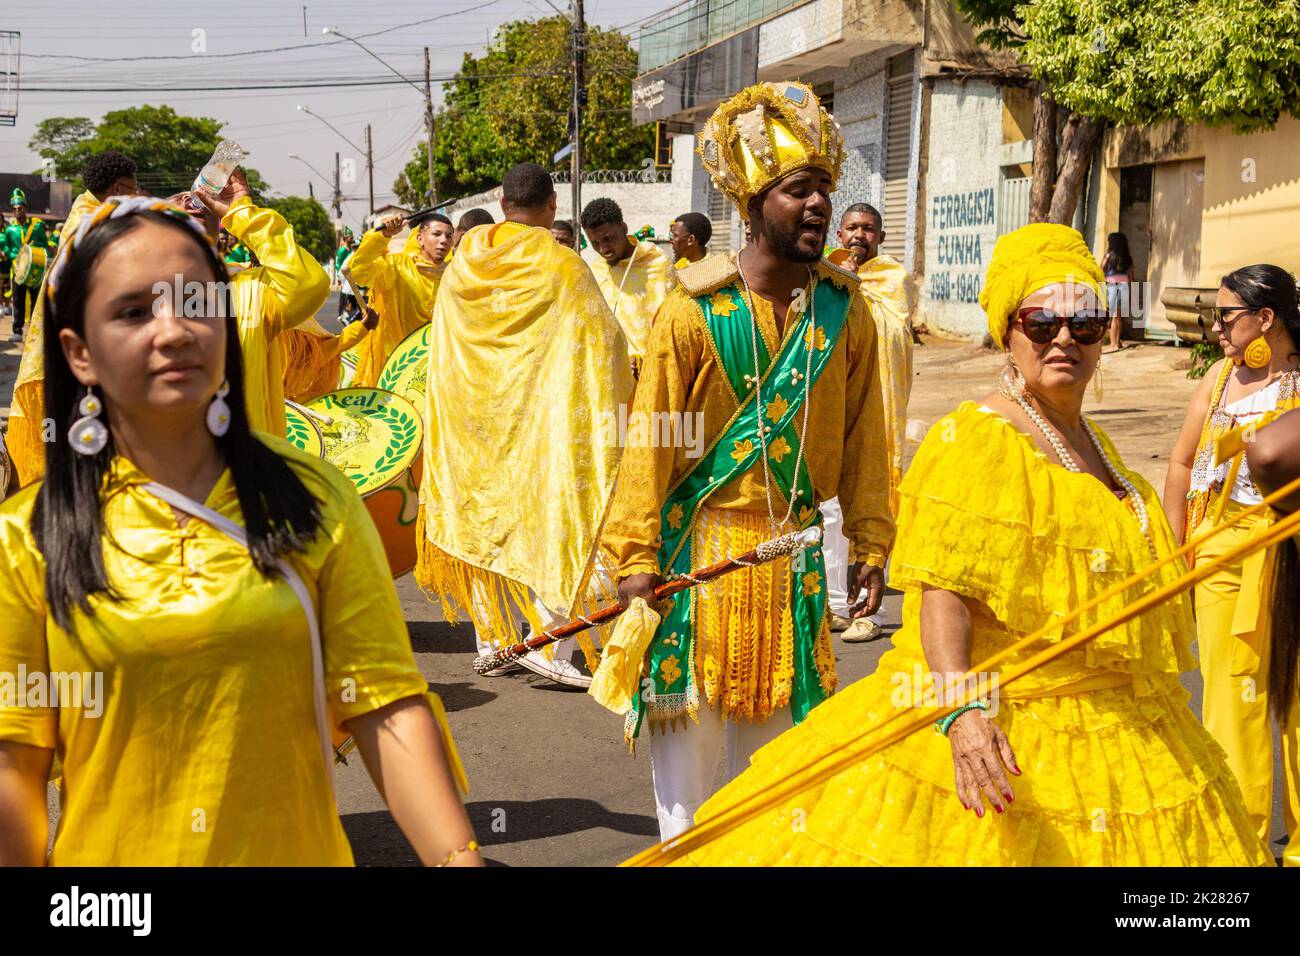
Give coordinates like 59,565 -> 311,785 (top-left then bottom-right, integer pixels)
698,81 -> 844,220
979,223 -> 1105,347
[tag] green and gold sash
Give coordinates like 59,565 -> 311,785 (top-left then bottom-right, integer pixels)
628,277 -> 852,739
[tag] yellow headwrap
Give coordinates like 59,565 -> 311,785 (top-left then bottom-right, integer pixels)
979,223 -> 1104,347
698,81 -> 844,220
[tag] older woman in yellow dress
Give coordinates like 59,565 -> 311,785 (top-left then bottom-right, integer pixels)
0,197 -> 479,866
1165,264 -> 1300,865
669,224 -> 1270,866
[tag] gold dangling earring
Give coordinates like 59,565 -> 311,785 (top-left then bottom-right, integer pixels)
1243,336 -> 1272,369
1093,354 -> 1104,404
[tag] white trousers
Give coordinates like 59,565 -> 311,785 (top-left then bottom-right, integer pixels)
819,497 -> 888,623
470,580 -> 576,663
819,498 -> 852,616
649,705 -> 794,840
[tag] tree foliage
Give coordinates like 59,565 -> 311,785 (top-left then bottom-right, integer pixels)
262,195 -> 336,264
1019,0 -> 1300,133
954,0 -> 1300,223
29,104 -> 270,198
395,16 -> 655,204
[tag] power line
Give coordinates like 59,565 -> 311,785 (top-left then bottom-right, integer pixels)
19,1 -> 507,62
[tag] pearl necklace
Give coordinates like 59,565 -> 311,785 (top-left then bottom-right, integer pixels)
736,258 -> 816,533
1007,384 -> 1152,544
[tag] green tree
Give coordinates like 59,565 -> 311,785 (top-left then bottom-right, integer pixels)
29,104 -> 270,198
262,195 -> 336,263
395,16 -> 654,204
958,0 -> 1300,223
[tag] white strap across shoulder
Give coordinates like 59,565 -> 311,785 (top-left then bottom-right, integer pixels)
143,482 -> 336,795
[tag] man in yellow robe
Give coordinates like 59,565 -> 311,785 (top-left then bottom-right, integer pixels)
602,82 -> 894,840
5,150 -> 138,486
347,211 -> 451,387
416,163 -> 635,687
190,170 -> 331,437
581,197 -> 672,364
823,201 -> 919,642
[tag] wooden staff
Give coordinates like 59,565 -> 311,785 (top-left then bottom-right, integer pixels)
471,526 -> 824,675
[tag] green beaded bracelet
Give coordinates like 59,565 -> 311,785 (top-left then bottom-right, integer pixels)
935,700 -> 990,736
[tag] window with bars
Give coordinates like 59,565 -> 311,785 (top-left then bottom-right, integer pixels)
655,123 -> 674,168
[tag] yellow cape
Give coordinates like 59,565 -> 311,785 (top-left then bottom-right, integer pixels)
588,236 -> 673,359
415,222 -> 634,645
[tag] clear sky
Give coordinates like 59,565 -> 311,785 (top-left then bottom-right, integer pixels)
1,0 -> 667,230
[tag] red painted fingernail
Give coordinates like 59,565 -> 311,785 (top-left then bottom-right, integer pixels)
974,807 -> 984,818
994,804 -> 1004,814
1005,792 -> 1015,804
1012,766 -> 1023,776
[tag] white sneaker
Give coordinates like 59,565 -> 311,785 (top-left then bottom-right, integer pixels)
481,660 -> 524,677
517,649 -> 592,688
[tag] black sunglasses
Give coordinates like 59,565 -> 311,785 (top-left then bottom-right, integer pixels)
1013,307 -> 1109,346
1212,305 -> 1256,325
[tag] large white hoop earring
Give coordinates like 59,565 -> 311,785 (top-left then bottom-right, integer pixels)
69,387 -> 109,456
997,362 -> 1026,401
206,379 -> 232,437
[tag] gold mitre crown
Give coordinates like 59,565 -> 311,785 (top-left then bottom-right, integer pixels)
698,81 -> 844,220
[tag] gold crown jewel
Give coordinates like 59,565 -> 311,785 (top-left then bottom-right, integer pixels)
698,81 -> 845,220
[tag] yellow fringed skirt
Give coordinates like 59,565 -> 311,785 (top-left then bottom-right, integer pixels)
413,504 -> 610,671
673,640 -> 1273,867
686,507 -> 836,727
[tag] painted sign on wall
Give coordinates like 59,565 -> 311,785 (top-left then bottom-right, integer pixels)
927,187 -> 995,304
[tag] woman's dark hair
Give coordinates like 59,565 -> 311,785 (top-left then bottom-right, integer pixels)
1271,540 -> 1300,721
1104,232 -> 1132,273
1221,263 -> 1300,360
33,210 -> 323,631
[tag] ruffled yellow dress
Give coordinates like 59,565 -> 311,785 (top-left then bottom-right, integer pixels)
674,402 -> 1272,866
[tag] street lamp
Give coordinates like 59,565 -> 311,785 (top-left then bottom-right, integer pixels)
296,104 -> 363,154
324,25 -> 436,205
287,151 -> 331,184
288,151 -> 343,222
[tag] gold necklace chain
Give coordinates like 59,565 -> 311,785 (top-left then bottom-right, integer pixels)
736,258 -> 816,533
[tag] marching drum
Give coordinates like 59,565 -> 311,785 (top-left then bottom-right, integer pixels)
338,348 -> 360,389
13,244 -> 48,288
376,323 -> 430,411
283,400 -> 326,458
305,388 -> 423,578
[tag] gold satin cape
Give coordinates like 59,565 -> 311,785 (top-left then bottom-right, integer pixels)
7,190 -> 100,486
588,236 -> 673,360
415,222 -> 635,650
346,229 -> 441,387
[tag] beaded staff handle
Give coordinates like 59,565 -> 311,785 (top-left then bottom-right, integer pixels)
470,526 -> 823,676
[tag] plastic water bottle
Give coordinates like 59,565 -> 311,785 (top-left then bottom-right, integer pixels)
192,140 -> 248,196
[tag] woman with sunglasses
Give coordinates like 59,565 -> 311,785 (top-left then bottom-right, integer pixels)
660,223 -> 1268,866
1165,263 -> 1300,863
0,197 -> 481,866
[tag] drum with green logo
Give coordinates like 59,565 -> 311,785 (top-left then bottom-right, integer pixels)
305,387 -> 424,578
283,400 -> 325,458
14,244 -> 48,288
338,347 -> 360,389
377,323 -> 430,412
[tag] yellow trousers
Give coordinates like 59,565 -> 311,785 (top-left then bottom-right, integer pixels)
1194,501 -> 1300,866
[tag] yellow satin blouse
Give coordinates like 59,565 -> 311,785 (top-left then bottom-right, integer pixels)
0,437 -> 428,865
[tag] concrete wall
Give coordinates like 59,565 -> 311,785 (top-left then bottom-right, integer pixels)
833,49 -> 893,216
443,133 -> 695,244
918,77 -> 1004,339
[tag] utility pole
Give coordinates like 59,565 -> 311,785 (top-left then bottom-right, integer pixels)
333,151 -> 343,261
424,46 -> 437,205
366,123 -> 375,216
570,0 -> 585,225
308,181 -> 315,201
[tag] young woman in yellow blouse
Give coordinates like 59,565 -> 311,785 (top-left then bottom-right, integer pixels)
666,224 -> 1270,866
0,197 -> 480,867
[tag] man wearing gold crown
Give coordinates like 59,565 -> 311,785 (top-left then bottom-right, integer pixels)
601,82 -> 894,840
